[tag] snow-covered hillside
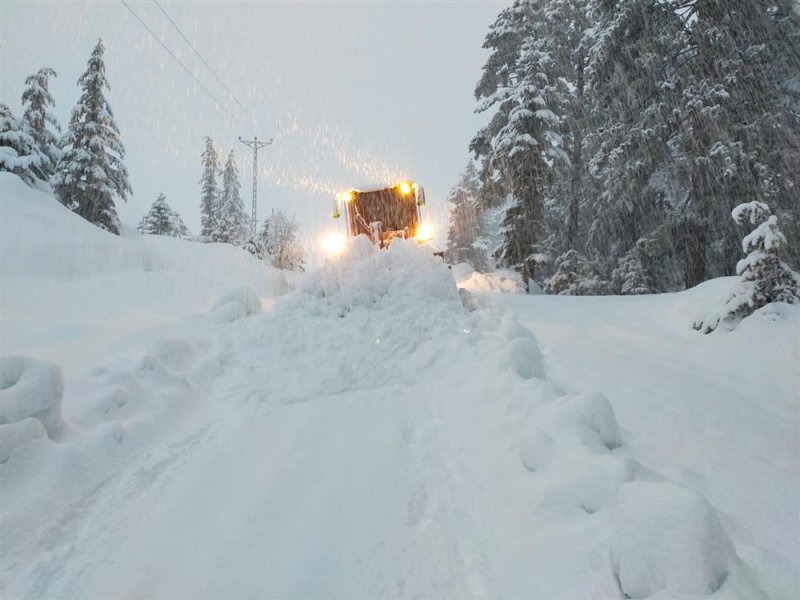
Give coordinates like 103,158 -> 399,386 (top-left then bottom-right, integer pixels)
0,173 -> 287,372
1,176 -> 797,598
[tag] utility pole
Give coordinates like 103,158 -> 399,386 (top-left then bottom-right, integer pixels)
238,135 -> 273,236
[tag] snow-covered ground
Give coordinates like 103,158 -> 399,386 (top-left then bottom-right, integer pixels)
1,173 -> 798,598
491,274 -> 800,599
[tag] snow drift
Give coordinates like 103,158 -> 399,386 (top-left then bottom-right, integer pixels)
0,172 -> 287,371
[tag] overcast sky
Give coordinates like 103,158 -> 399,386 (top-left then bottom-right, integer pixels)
1,1 -> 503,254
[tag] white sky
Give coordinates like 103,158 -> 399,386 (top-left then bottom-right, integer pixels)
1,0 -> 503,255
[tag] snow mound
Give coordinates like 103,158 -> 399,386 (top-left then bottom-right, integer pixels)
315,236 -> 462,313
537,453 -> 638,514
613,481 -> 734,598
554,391 -> 622,452
520,425 -> 555,472
135,355 -> 190,388
0,418 -> 47,464
530,390 -> 622,455
91,421 -> 126,449
211,286 -> 262,323
454,263 -> 526,294
496,314 -> 546,379
92,386 -> 129,416
0,355 -> 64,435
500,337 -> 545,380
146,337 -> 204,373
519,388 -> 637,514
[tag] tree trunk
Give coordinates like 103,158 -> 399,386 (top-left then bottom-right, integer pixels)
684,221 -> 706,288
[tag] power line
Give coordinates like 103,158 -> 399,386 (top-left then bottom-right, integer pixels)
152,0 -> 246,110
119,0 -> 228,112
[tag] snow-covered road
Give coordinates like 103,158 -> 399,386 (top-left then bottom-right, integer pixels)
2,177 -> 795,598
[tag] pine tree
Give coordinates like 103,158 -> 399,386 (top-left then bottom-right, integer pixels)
140,193 -> 173,235
217,150 -> 248,244
257,216 -> 270,260
548,0 -> 593,252
445,162 -> 487,270
698,201 -> 799,332
199,136 -> 220,240
138,193 -> 190,238
260,211 -> 304,271
612,240 -> 656,295
170,210 -> 190,238
672,0 -> 800,285
20,67 -> 61,180
52,39 -> 131,234
585,0 -> 687,281
0,104 -> 45,185
546,249 -> 609,295
242,236 -> 263,258
472,1 -> 570,284
466,0 -> 800,295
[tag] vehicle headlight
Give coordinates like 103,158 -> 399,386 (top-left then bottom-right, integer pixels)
322,232 -> 347,256
416,223 -> 434,242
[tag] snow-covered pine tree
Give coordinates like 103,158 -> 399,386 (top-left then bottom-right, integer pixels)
256,216 -> 271,261
261,211 -> 304,271
20,67 -> 61,181
472,1 -> 573,286
585,0 -> 687,287
470,0 -> 533,214
0,104 -> 45,186
138,194 -> 189,238
241,236 -> 263,258
466,0 -> 800,295
539,0 -> 593,254
170,210 -> 190,238
445,162 -> 487,270
612,240 -> 656,295
671,0 -> 800,285
699,201 -> 800,332
140,193 -> 173,236
52,39 -> 131,234
199,136 -> 220,240
546,249 -> 609,295
217,150 -> 248,244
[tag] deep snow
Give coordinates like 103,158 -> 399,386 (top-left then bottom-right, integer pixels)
1,173 -> 797,598
493,277 -> 800,599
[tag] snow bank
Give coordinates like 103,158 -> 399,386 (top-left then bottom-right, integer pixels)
613,481 -> 734,598
146,336 -> 204,373
0,355 -> 64,464
495,285 -> 795,596
211,286 -> 262,323
453,263 -> 526,294
496,313 -> 545,380
0,418 -> 47,464
508,367 -> 758,596
518,387 -> 635,511
0,355 -> 64,435
486,303 -> 762,595
0,172 -> 287,371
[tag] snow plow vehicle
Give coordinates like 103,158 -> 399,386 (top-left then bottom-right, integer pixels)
328,182 -> 437,252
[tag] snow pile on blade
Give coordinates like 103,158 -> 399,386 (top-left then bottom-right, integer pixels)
452,262 -> 527,294
315,235 -> 462,313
